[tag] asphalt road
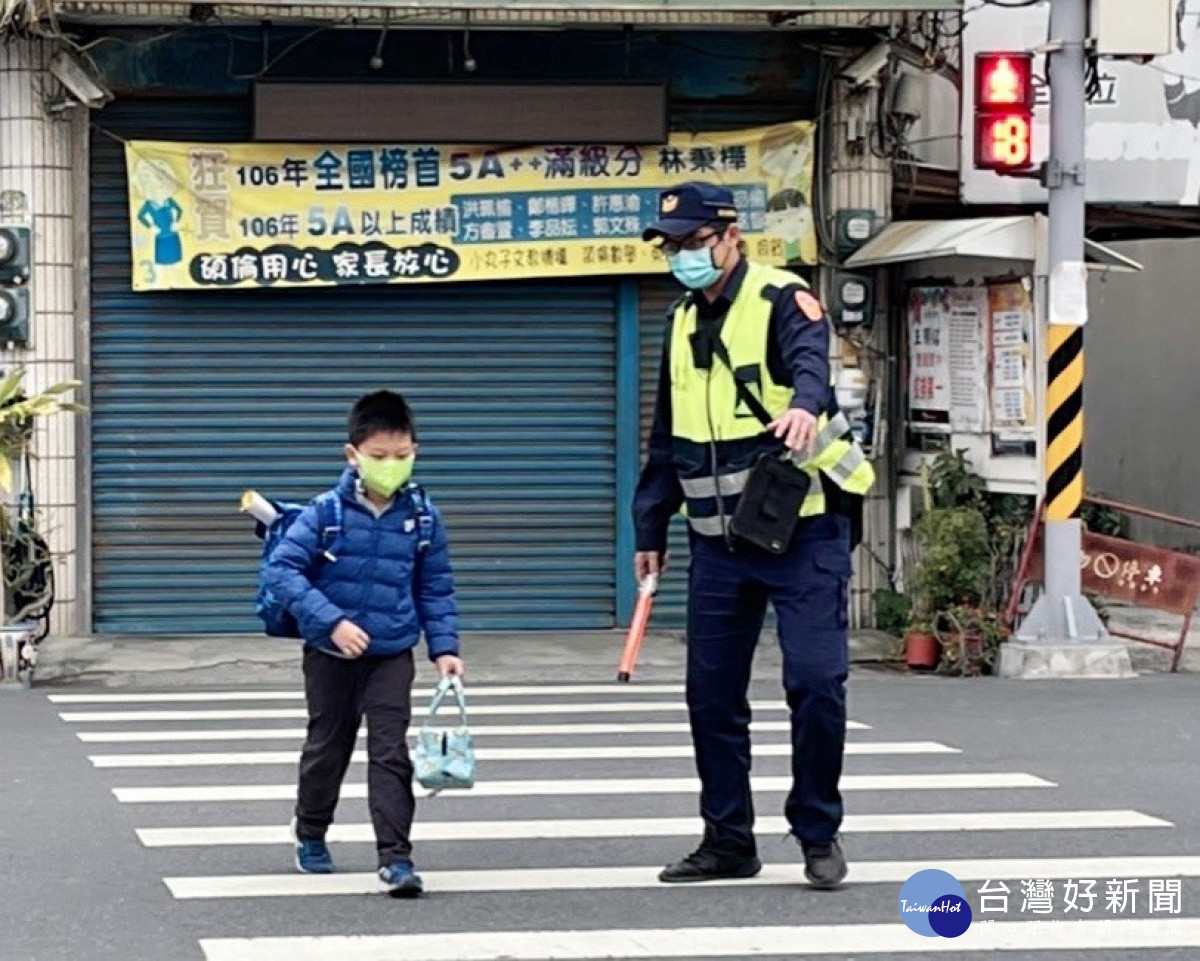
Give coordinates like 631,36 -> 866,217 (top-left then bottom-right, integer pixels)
4,670 -> 1200,960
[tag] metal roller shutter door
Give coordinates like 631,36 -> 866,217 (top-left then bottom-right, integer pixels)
90,101 -> 617,634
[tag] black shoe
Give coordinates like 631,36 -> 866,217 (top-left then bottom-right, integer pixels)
803,837 -> 848,890
658,845 -> 762,884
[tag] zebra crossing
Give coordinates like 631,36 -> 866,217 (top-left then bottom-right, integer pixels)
50,681 -> 1200,959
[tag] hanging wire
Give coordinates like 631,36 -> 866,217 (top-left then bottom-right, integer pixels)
811,55 -> 839,260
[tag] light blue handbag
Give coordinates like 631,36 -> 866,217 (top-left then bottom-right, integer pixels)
414,676 -> 476,793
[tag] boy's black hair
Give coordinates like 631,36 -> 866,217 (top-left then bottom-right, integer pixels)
348,390 -> 416,445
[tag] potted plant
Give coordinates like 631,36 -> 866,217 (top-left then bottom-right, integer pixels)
0,366 -> 83,688
873,587 -> 939,671
903,617 -> 940,672
935,605 -> 1009,677
901,449 -> 1033,677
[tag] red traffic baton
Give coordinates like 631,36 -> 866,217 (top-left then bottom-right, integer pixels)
617,573 -> 658,683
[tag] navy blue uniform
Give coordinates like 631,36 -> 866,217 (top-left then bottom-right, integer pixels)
633,257 -> 852,856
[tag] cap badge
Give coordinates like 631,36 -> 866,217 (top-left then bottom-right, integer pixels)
661,194 -> 680,214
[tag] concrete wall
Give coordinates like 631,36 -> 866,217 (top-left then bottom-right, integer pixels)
1086,239 -> 1200,550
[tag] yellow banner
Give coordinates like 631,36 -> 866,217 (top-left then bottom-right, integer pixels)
124,121 -> 815,291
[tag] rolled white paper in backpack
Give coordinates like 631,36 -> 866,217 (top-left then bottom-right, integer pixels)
240,490 -> 279,525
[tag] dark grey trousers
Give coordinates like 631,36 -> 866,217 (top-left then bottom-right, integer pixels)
294,646 -> 416,867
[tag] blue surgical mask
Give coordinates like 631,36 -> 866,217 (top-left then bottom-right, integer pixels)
668,247 -> 723,290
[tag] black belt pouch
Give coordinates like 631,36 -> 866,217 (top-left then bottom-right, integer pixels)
728,454 -> 812,555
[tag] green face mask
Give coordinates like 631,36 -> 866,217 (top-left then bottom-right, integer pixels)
355,452 -> 415,498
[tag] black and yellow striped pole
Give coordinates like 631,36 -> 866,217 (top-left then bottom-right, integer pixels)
1008,0 -> 1126,673
1044,325 -> 1084,524
1012,310 -> 1106,646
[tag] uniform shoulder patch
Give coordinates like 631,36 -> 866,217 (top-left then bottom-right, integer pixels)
794,289 -> 824,322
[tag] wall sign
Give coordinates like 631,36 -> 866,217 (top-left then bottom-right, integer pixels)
988,280 -> 1037,440
909,282 -> 1037,441
123,121 -> 816,291
907,286 -> 988,433
946,287 -> 989,433
907,287 -> 952,430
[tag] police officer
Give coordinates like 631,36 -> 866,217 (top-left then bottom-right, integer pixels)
633,182 -> 874,890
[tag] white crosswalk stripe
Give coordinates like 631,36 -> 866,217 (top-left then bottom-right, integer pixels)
112,772 -> 1057,804
55,683 -> 1198,960
168,856 -> 1200,900
58,700 -> 870,724
49,684 -> 688,703
198,919 -> 1200,961
75,719 -> 800,743
136,809 -> 1172,848
90,740 -> 959,768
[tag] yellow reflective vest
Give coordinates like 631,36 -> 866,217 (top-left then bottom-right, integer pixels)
667,261 -> 875,539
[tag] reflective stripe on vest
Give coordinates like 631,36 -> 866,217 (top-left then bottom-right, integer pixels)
687,481 -> 828,538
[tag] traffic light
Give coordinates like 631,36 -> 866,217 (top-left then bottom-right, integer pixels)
0,225 -> 31,347
973,52 -> 1035,173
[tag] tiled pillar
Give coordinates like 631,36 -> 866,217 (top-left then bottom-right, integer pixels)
0,37 -> 82,636
826,69 -> 894,630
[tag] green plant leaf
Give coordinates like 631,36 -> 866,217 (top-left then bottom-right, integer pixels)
0,366 -> 25,406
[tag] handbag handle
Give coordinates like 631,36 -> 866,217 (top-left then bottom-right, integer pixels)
424,675 -> 468,728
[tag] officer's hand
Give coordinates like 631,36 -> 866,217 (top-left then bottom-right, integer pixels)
769,408 -> 817,454
331,620 -> 370,658
635,551 -> 666,582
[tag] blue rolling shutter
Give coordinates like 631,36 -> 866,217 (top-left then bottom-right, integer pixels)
90,101 -> 616,634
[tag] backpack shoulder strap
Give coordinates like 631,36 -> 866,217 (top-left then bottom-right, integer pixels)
314,491 -> 344,561
408,483 -> 434,554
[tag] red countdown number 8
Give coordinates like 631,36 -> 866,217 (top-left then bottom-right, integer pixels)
990,116 -> 1032,167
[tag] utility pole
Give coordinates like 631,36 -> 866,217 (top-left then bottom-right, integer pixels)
1001,0 -> 1133,678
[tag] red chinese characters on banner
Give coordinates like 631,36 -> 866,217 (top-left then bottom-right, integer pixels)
1008,502 -> 1200,672
1074,532 -> 1200,613
1025,529 -> 1199,615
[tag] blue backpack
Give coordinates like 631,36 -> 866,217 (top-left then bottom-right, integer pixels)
251,484 -> 434,639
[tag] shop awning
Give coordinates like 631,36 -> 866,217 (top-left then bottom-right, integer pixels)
845,216 -> 1143,272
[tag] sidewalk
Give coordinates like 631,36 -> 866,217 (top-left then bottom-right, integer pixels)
1105,603 -> 1200,673
29,628 -> 901,689
25,604 -> 1195,690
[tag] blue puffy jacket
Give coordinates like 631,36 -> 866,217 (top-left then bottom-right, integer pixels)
264,468 -> 459,660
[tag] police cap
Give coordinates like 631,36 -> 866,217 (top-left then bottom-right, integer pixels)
642,182 -> 739,242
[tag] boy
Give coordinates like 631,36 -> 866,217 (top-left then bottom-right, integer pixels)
265,389 -> 464,898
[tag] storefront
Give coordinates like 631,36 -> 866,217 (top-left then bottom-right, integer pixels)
845,215 -> 1141,572
81,26 -> 829,635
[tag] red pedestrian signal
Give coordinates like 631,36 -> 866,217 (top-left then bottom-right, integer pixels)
974,52 -> 1035,172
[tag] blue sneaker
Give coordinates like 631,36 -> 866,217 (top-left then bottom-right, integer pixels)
379,860 -> 424,898
290,818 -> 333,874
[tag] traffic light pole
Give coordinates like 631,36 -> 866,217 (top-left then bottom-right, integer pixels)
1002,0 -> 1133,677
